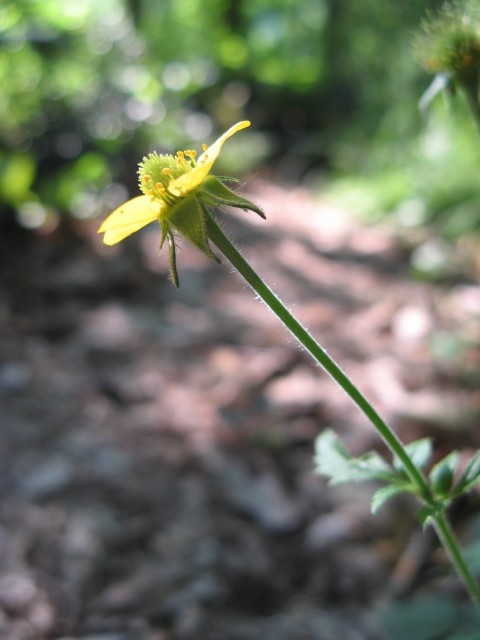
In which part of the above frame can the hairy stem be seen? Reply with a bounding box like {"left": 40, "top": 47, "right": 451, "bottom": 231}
{"left": 206, "top": 212, "right": 480, "bottom": 607}
{"left": 206, "top": 215, "right": 430, "bottom": 495}
{"left": 433, "top": 511, "right": 480, "bottom": 605}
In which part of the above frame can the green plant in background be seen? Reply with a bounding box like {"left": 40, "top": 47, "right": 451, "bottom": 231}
{"left": 98, "top": 120, "right": 480, "bottom": 608}
{"left": 412, "top": 2, "right": 480, "bottom": 256}
{"left": 416, "top": 0, "right": 480, "bottom": 130}
{"left": 325, "top": 1, "right": 480, "bottom": 255}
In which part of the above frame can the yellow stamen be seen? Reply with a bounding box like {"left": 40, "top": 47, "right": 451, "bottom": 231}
{"left": 146, "top": 189, "right": 154, "bottom": 196}
{"left": 155, "top": 182, "right": 166, "bottom": 193}
{"left": 202, "top": 144, "right": 208, "bottom": 152}
{"left": 143, "top": 175, "right": 152, "bottom": 182}
{"left": 162, "top": 168, "right": 172, "bottom": 175}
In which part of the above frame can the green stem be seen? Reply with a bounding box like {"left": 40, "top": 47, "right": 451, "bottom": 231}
{"left": 206, "top": 213, "right": 480, "bottom": 607}
{"left": 433, "top": 511, "right": 480, "bottom": 605}
{"left": 206, "top": 215, "right": 431, "bottom": 497}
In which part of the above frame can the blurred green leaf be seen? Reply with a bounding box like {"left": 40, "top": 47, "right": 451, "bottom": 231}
{"left": 314, "top": 429, "right": 395, "bottom": 486}
{"left": 0, "top": 152, "right": 36, "bottom": 205}
{"left": 371, "top": 483, "right": 406, "bottom": 514}
{"left": 429, "top": 451, "right": 460, "bottom": 497}
{"left": 381, "top": 595, "right": 480, "bottom": 640}
{"left": 457, "top": 451, "right": 480, "bottom": 494}
{"left": 73, "top": 153, "right": 109, "bottom": 182}
{"left": 462, "top": 538, "right": 480, "bottom": 576}
{"left": 393, "top": 438, "right": 433, "bottom": 474}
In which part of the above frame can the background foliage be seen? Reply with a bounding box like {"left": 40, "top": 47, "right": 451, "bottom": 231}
{"left": 1, "top": 0, "right": 478, "bottom": 245}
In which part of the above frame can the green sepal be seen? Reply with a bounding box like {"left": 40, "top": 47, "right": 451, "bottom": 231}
{"left": 168, "top": 193, "right": 219, "bottom": 263}
{"left": 214, "top": 176, "right": 240, "bottom": 184}
{"left": 198, "top": 175, "right": 266, "bottom": 219}
{"left": 158, "top": 219, "right": 179, "bottom": 287}
{"left": 167, "top": 231, "right": 179, "bottom": 288}
{"left": 159, "top": 219, "right": 169, "bottom": 249}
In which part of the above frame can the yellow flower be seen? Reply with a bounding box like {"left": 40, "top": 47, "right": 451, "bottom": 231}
{"left": 98, "top": 120, "right": 264, "bottom": 287}
{"left": 98, "top": 121, "right": 250, "bottom": 246}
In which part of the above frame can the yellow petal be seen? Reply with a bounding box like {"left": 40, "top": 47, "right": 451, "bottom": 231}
{"left": 168, "top": 121, "right": 250, "bottom": 197}
{"left": 98, "top": 195, "right": 165, "bottom": 245}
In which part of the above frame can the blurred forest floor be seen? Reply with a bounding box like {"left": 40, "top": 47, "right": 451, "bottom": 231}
{"left": 1, "top": 176, "right": 480, "bottom": 640}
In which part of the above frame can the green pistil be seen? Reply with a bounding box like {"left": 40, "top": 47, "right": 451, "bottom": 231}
{"left": 138, "top": 151, "right": 194, "bottom": 202}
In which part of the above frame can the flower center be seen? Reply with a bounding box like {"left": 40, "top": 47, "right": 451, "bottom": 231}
{"left": 138, "top": 149, "right": 198, "bottom": 204}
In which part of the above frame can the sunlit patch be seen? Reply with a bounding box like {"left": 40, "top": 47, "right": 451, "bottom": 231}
{"left": 162, "top": 61, "right": 191, "bottom": 91}
{"left": 17, "top": 202, "right": 48, "bottom": 229}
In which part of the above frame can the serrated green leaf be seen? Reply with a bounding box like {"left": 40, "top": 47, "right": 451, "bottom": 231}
{"left": 429, "top": 451, "right": 460, "bottom": 497}
{"left": 313, "top": 429, "right": 349, "bottom": 475}
{"left": 314, "top": 429, "right": 394, "bottom": 485}
{"left": 371, "top": 484, "right": 407, "bottom": 514}
{"left": 457, "top": 451, "right": 480, "bottom": 493}
{"left": 394, "top": 438, "right": 433, "bottom": 474}
{"left": 462, "top": 451, "right": 480, "bottom": 484}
